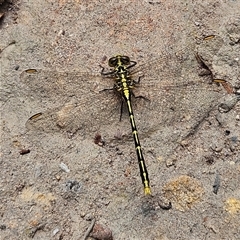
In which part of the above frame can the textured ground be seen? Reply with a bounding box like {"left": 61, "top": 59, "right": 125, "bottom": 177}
{"left": 0, "top": 0, "right": 240, "bottom": 239}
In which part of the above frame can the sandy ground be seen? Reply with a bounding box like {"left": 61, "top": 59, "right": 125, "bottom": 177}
{"left": 0, "top": 0, "right": 240, "bottom": 239}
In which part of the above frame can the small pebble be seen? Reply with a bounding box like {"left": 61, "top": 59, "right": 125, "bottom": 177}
{"left": 80, "top": 212, "right": 86, "bottom": 218}
{"left": 60, "top": 162, "right": 70, "bottom": 173}
{"left": 52, "top": 228, "right": 59, "bottom": 236}
{"left": 85, "top": 213, "right": 94, "bottom": 221}
{"left": 89, "top": 223, "right": 113, "bottom": 240}
{"left": 14, "top": 65, "right": 20, "bottom": 70}
{"left": 55, "top": 175, "right": 61, "bottom": 181}
{"left": 194, "top": 21, "right": 201, "bottom": 26}
{"left": 19, "top": 149, "right": 30, "bottom": 155}
{"left": 166, "top": 157, "right": 176, "bottom": 167}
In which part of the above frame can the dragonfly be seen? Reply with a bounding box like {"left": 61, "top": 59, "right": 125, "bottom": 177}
{"left": 20, "top": 52, "right": 237, "bottom": 194}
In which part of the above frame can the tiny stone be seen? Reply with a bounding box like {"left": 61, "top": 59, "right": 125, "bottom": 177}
{"left": 180, "top": 139, "right": 189, "bottom": 147}
{"left": 80, "top": 212, "right": 86, "bottom": 218}
{"left": 52, "top": 228, "right": 59, "bottom": 236}
{"left": 55, "top": 175, "right": 61, "bottom": 181}
{"left": 85, "top": 213, "right": 94, "bottom": 221}
{"left": 194, "top": 21, "right": 201, "bottom": 26}
{"left": 90, "top": 223, "right": 113, "bottom": 240}
{"left": 14, "top": 65, "right": 20, "bottom": 70}
{"left": 60, "top": 162, "right": 70, "bottom": 173}
{"left": 166, "top": 158, "right": 175, "bottom": 167}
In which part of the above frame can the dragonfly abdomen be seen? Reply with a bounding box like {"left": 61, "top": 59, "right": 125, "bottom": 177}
{"left": 125, "top": 98, "right": 151, "bottom": 195}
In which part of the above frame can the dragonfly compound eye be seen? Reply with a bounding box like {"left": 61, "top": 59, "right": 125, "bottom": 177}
{"left": 108, "top": 57, "right": 118, "bottom": 67}
{"left": 120, "top": 56, "right": 130, "bottom": 65}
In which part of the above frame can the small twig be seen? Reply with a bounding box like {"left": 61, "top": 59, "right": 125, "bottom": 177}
{"left": 83, "top": 218, "right": 96, "bottom": 240}
{"left": 0, "top": 40, "right": 16, "bottom": 54}
{"left": 28, "top": 222, "right": 46, "bottom": 238}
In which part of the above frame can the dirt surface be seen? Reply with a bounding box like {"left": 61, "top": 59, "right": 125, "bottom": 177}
{"left": 0, "top": 1, "right": 240, "bottom": 239}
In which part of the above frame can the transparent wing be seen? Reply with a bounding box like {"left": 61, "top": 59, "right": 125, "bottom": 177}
{"left": 20, "top": 53, "right": 232, "bottom": 142}
{"left": 21, "top": 69, "right": 123, "bottom": 137}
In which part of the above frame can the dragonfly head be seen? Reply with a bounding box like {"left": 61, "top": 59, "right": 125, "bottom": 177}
{"left": 108, "top": 55, "right": 131, "bottom": 68}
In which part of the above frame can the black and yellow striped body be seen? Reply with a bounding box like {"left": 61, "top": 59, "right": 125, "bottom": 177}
{"left": 101, "top": 55, "right": 151, "bottom": 195}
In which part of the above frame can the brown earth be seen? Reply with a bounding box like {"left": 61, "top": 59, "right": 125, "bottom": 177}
{"left": 0, "top": 1, "right": 239, "bottom": 239}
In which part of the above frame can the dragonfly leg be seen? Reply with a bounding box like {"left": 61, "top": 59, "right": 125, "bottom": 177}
{"left": 126, "top": 60, "right": 137, "bottom": 69}
{"left": 99, "top": 64, "right": 115, "bottom": 76}
{"left": 132, "top": 91, "right": 150, "bottom": 102}
{"left": 133, "top": 75, "right": 144, "bottom": 84}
